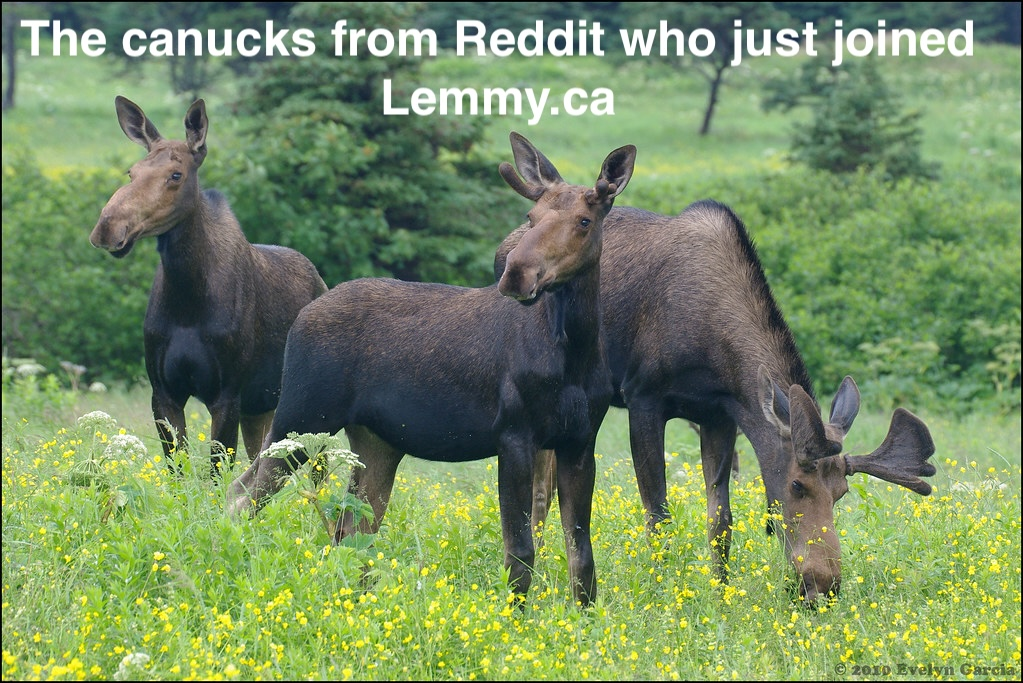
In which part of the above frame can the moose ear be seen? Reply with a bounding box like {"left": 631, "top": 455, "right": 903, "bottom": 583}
{"left": 789, "top": 384, "right": 842, "bottom": 469}
{"left": 829, "top": 376, "right": 860, "bottom": 436}
{"left": 845, "top": 408, "right": 937, "bottom": 495}
{"left": 500, "top": 132, "right": 564, "bottom": 200}
{"left": 757, "top": 365, "right": 790, "bottom": 433}
{"left": 115, "top": 95, "right": 163, "bottom": 151}
{"left": 595, "top": 144, "right": 637, "bottom": 200}
{"left": 183, "top": 99, "right": 209, "bottom": 165}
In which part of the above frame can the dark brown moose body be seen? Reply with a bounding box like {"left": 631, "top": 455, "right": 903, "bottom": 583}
{"left": 499, "top": 200, "right": 937, "bottom": 605}
{"left": 90, "top": 97, "right": 328, "bottom": 474}
{"left": 227, "top": 133, "right": 637, "bottom": 607}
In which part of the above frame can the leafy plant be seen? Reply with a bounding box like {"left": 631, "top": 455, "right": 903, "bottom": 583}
{"left": 261, "top": 430, "right": 367, "bottom": 541}
{"left": 762, "top": 56, "right": 941, "bottom": 181}
{"left": 1, "top": 150, "right": 153, "bottom": 384}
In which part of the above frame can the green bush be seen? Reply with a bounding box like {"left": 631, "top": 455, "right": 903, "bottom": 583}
{"left": 2, "top": 149, "right": 154, "bottom": 385}
{"left": 762, "top": 57, "right": 941, "bottom": 182}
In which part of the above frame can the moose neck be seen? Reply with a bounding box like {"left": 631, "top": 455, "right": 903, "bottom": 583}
{"left": 543, "top": 260, "right": 603, "bottom": 364}
{"left": 155, "top": 194, "right": 223, "bottom": 298}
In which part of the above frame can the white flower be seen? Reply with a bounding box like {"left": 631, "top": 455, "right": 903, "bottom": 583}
{"left": 105, "top": 433, "right": 148, "bottom": 459}
{"left": 77, "top": 411, "right": 117, "bottom": 432}
{"left": 114, "top": 651, "right": 150, "bottom": 680}
{"left": 263, "top": 438, "right": 305, "bottom": 459}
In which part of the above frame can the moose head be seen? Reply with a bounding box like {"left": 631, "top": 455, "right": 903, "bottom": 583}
{"left": 90, "top": 96, "right": 209, "bottom": 258}
{"left": 757, "top": 365, "right": 936, "bottom": 604}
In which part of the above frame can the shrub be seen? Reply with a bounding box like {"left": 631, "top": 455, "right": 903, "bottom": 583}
{"left": 762, "top": 57, "right": 941, "bottom": 182}
{"left": 2, "top": 149, "right": 154, "bottom": 385}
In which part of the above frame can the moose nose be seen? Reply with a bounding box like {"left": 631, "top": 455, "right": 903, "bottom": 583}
{"left": 498, "top": 263, "right": 542, "bottom": 301}
{"left": 795, "top": 563, "right": 841, "bottom": 606}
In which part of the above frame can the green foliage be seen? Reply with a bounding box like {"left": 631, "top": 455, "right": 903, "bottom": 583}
{"left": 1, "top": 355, "right": 78, "bottom": 424}
{"left": 47, "top": 2, "right": 298, "bottom": 99}
{"left": 206, "top": 2, "right": 525, "bottom": 288}
{"left": 762, "top": 57, "right": 941, "bottom": 181}
{"left": 1, "top": 149, "right": 153, "bottom": 385}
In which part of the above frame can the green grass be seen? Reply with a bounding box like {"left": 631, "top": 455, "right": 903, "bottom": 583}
{"left": 2, "top": 380, "right": 1020, "bottom": 680}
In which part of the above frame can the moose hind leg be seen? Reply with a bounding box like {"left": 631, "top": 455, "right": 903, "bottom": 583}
{"left": 531, "top": 448, "right": 557, "bottom": 544}
{"left": 335, "top": 426, "right": 404, "bottom": 543}
{"left": 207, "top": 396, "right": 243, "bottom": 477}
{"left": 240, "top": 410, "right": 275, "bottom": 461}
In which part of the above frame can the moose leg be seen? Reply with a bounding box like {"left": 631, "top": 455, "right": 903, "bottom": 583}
{"left": 207, "top": 396, "right": 242, "bottom": 477}
{"left": 226, "top": 443, "right": 310, "bottom": 518}
{"left": 628, "top": 407, "right": 671, "bottom": 532}
{"left": 531, "top": 448, "right": 557, "bottom": 541}
{"left": 152, "top": 390, "right": 187, "bottom": 472}
{"left": 699, "top": 420, "right": 738, "bottom": 583}
{"left": 556, "top": 444, "right": 597, "bottom": 606}
{"left": 240, "top": 410, "right": 275, "bottom": 461}
{"left": 498, "top": 439, "right": 539, "bottom": 601}
{"left": 334, "top": 426, "right": 404, "bottom": 542}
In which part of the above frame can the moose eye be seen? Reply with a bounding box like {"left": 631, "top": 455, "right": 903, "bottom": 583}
{"left": 579, "top": 218, "right": 592, "bottom": 229}
{"left": 169, "top": 172, "right": 183, "bottom": 182}
{"left": 791, "top": 480, "right": 806, "bottom": 497}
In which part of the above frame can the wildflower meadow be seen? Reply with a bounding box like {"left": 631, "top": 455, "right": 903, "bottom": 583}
{"left": 2, "top": 382, "right": 1019, "bottom": 680}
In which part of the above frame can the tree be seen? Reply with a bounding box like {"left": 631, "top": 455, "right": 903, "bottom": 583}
{"left": 208, "top": 2, "right": 524, "bottom": 288}
{"left": 47, "top": 2, "right": 297, "bottom": 101}
{"left": 761, "top": 56, "right": 940, "bottom": 181}
{"left": 620, "top": 2, "right": 792, "bottom": 136}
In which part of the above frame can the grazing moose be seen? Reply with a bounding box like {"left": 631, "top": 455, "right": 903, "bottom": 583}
{"left": 498, "top": 199, "right": 936, "bottom": 605}
{"left": 228, "top": 133, "right": 637, "bottom": 607}
{"left": 90, "top": 96, "right": 328, "bottom": 475}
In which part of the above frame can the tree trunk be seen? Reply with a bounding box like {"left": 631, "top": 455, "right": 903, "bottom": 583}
{"left": 699, "top": 64, "right": 727, "bottom": 137}
{"left": 2, "top": 6, "right": 16, "bottom": 112}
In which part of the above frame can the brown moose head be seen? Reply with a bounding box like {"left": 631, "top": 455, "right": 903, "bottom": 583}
{"left": 90, "top": 96, "right": 209, "bottom": 258}
{"left": 497, "top": 132, "right": 635, "bottom": 302}
{"left": 757, "top": 365, "right": 936, "bottom": 605}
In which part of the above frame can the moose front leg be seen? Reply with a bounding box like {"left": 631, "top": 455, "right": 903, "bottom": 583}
{"left": 152, "top": 389, "right": 187, "bottom": 473}
{"left": 700, "top": 420, "right": 738, "bottom": 583}
{"left": 498, "top": 439, "right": 538, "bottom": 602}
{"left": 556, "top": 443, "right": 597, "bottom": 606}
{"left": 207, "top": 395, "right": 243, "bottom": 477}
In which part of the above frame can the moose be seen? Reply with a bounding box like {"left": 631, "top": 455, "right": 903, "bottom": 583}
{"left": 497, "top": 199, "right": 936, "bottom": 605}
{"left": 90, "top": 96, "right": 328, "bottom": 475}
{"left": 228, "top": 133, "right": 637, "bottom": 607}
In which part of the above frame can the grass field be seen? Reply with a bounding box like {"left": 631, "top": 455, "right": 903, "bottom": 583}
{"left": 2, "top": 30, "right": 1021, "bottom": 682}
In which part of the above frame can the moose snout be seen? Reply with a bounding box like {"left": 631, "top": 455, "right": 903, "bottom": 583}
{"left": 498, "top": 261, "right": 544, "bottom": 301}
{"left": 796, "top": 564, "right": 841, "bottom": 606}
{"left": 90, "top": 214, "right": 134, "bottom": 258}
{"left": 791, "top": 545, "right": 841, "bottom": 606}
